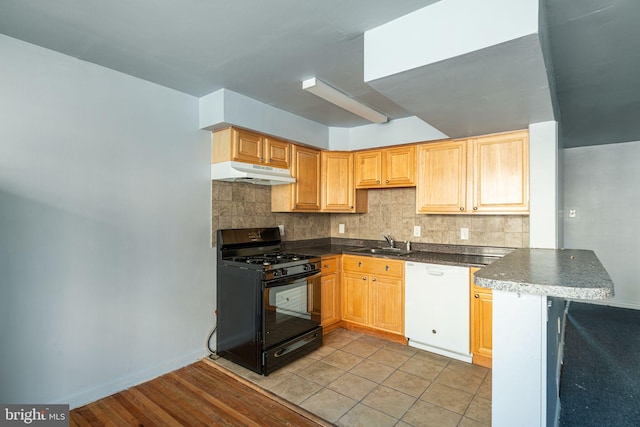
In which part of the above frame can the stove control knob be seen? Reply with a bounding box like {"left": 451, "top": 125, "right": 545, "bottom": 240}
{"left": 303, "top": 264, "right": 311, "bottom": 271}
{"left": 281, "top": 268, "right": 287, "bottom": 276}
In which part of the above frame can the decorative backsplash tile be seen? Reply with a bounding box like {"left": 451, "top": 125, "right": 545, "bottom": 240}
{"left": 212, "top": 182, "right": 529, "bottom": 248}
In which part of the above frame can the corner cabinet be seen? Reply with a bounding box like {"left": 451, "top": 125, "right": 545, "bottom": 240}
{"left": 416, "top": 130, "right": 529, "bottom": 214}
{"left": 341, "top": 255, "right": 405, "bottom": 341}
{"left": 212, "top": 127, "right": 290, "bottom": 169}
{"left": 271, "top": 144, "right": 321, "bottom": 212}
{"left": 470, "top": 267, "right": 493, "bottom": 368}
{"left": 355, "top": 146, "right": 415, "bottom": 188}
{"left": 321, "top": 151, "right": 368, "bottom": 213}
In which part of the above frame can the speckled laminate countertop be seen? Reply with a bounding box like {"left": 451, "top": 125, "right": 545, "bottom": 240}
{"left": 474, "top": 248, "right": 614, "bottom": 299}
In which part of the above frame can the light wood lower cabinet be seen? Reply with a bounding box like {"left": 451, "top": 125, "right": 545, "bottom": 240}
{"left": 470, "top": 267, "right": 493, "bottom": 368}
{"left": 320, "top": 256, "right": 341, "bottom": 334}
{"left": 341, "top": 255, "right": 404, "bottom": 340}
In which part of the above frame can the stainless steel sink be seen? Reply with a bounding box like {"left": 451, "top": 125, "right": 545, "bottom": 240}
{"left": 348, "top": 247, "right": 414, "bottom": 256}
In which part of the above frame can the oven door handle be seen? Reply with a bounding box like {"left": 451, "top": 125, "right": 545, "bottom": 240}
{"left": 273, "top": 333, "right": 319, "bottom": 358}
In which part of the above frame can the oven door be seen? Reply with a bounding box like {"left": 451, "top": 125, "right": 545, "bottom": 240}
{"left": 263, "top": 272, "right": 321, "bottom": 350}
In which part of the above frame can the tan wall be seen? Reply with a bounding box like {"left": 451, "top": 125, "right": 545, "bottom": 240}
{"left": 212, "top": 183, "right": 529, "bottom": 248}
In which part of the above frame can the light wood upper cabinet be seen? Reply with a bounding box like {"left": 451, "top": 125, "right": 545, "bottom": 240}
{"left": 321, "top": 151, "right": 368, "bottom": 213}
{"left": 416, "top": 130, "right": 529, "bottom": 214}
{"left": 271, "top": 144, "right": 320, "bottom": 212}
{"left": 470, "top": 131, "right": 529, "bottom": 213}
{"left": 212, "top": 127, "right": 290, "bottom": 169}
{"left": 470, "top": 267, "right": 492, "bottom": 368}
{"left": 416, "top": 140, "right": 467, "bottom": 213}
{"left": 263, "top": 137, "right": 291, "bottom": 169}
{"left": 355, "top": 146, "right": 415, "bottom": 188}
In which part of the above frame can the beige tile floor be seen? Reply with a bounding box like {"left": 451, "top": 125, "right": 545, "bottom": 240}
{"left": 213, "top": 328, "right": 491, "bottom": 427}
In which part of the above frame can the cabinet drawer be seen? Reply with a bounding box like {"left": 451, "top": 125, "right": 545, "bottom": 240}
{"left": 342, "top": 255, "right": 404, "bottom": 278}
{"left": 321, "top": 257, "right": 338, "bottom": 275}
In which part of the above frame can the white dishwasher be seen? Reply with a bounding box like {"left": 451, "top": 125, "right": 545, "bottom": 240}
{"left": 405, "top": 261, "right": 472, "bottom": 362}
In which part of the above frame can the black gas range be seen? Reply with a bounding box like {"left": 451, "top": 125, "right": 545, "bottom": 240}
{"left": 215, "top": 227, "right": 323, "bottom": 375}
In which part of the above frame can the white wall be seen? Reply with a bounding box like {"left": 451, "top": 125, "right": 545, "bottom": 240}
{"left": 564, "top": 140, "right": 640, "bottom": 309}
{"left": 529, "top": 121, "right": 560, "bottom": 249}
{"left": 364, "top": 0, "right": 539, "bottom": 82}
{"left": 0, "top": 35, "right": 215, "bottom": 407}
{"left": 199, "top": 89, "right": 329, "bottom": 148}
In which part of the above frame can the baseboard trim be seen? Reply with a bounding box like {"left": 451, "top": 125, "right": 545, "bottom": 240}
{"left": 55, "top": 349, "right": 206, "bottom": 409}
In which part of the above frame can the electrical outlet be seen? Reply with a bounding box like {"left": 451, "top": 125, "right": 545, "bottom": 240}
{"left": 278, "top": 225, "right": 285, "bottom": 236}
{"left": 413, "top": 226, "right": 421, "bottom": 237}
{"left": 460, "top": 228, "right": 469, "bottom": 240}
{"left": 569, "top": 209, "right": 577, "bottom": 218}
{"left": 339, "top": 223, "right": 345, "bottom": 234}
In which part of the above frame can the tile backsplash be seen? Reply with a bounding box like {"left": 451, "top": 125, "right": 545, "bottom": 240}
{"left": 212, "top": 182, "right": 529, "bottom": 248}
{"left": 211, "top": 181, "right": 330, "bottom": 245}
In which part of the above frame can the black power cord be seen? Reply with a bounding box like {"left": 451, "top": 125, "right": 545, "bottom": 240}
{"left": 206, "top": 310, "right": 219, "bottom": 360}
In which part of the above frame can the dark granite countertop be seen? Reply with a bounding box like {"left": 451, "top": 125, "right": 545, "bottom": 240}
{"left": 474, "top": 248, "right": 615, "bottom": 299}
{"left": 284, "top": 240, "right": 511, "bottom": 268}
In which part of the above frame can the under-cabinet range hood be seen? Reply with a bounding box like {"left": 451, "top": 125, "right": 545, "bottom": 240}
{"left": 211, "top": 161, "right": 295, "bottom": 185}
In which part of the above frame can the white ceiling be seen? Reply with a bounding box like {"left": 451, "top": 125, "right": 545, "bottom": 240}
{"left": 1, "top": 0, "right": 638, "bottom": 148}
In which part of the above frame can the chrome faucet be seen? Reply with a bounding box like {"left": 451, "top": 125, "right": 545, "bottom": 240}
{"left": 383, "top": 235, "right": 394, "bottom": 248}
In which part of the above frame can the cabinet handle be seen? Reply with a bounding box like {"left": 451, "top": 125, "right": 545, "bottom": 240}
{"left": 350, "top": 206, "right": 353, "bottom": 209}
{"left": 323, "top": 264, "right": 329, "bottom": 268}
{"left": 376, "top": 180, "right": 380, "bottom": 184}
{"left": 385, "top": 179, "right": 389, "bottom": 184}
{"left": 259, "top": 157, "right": 264, "bottom": 163}
{"left": 362, "top": 276, "right": 367, "bottom": 280}
{"left": 459, "top": 207, "right": 465, "bottom": 211}
{"left": 474, "top": 294, "right": 479, "bottom": 299}
{"left": 371, "top": 277, "right": 376, "bottom": 282}
{"left": 358, "top": 262, "right": 362, "bottom": 267}
{"left": 432, "top": 329, "right": 437, "bottom": 334}
{"left": 385, "top": 265, "right": 389, "bottom": 271}
{"left": 473, "top": 206, "right": 478, "bottom": 210}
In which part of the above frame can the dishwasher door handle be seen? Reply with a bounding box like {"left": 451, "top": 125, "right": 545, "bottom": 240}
{"left": 427, "top": 271, "right": 445, "bottom": 276}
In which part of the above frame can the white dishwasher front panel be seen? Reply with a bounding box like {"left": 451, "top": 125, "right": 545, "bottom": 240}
{"left": 405, "top": 262, "right": 471, "bottom": 362}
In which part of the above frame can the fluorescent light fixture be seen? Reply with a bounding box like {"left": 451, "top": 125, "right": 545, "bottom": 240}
{"left": 302, "top": 77, "right": 388, "bottom": 123}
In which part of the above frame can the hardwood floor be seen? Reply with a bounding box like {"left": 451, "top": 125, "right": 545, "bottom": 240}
{"left": 70, "top": 361, "right": 328, "bottom": 427}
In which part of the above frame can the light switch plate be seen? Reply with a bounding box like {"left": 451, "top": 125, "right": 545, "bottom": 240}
{"left": 413, "top": 226, "right": 421, "bottom": 237}
{"left": 278, "top": 225, "right": 285, "bottom": 236}
{"left": 339, "top": 223, "right": 345, "bottom": 234}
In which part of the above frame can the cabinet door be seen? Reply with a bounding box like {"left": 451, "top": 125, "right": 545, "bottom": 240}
{"left": 416, "top": 140, "right": 467, "bottom": 213}
{"left": 321, "top": 272, "right": 339, "bottom": 326}
{"left": 369, "top": 276, "right": 404, "bottom": 334}
{"left": 471, "top": 290, "right": 493, "bottom": 357}
{"left": 383, "top": 146, "right": 415, "bottom": 187}
{"left": 233, "top": 129, "right": 264, "bottom": 164}
{"left": 355, "top": 150, "right": 383, "bottom": 188}
{"left": 292, "top": 145, "right": 321, "bottom": 211}
{"left": 470, "top": 267, "right": 492, "bottom": 367}
{"left": 470, "top": 131, "right": 529, "bottom": 213}
{"left": 342, "top": 272, "right": 368, "bottom": 325}
{"left": 264, "top": 137, "right": 290, "bottom": 169}
{"left": 321, "top": 151, "right": 355, "bottom": 212}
